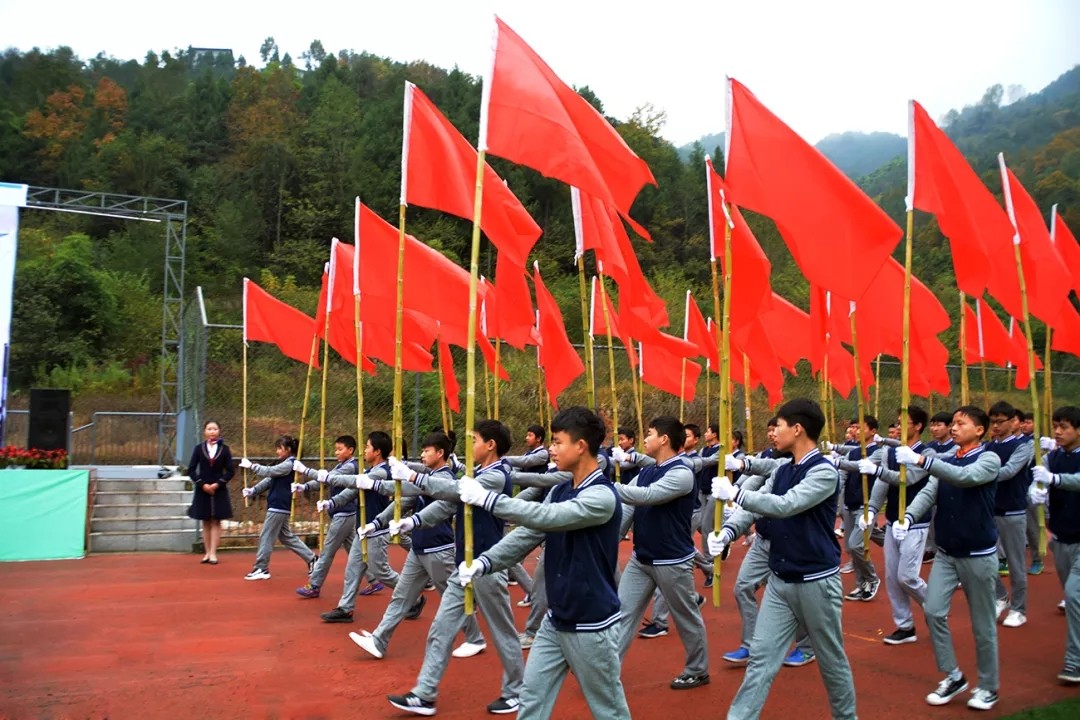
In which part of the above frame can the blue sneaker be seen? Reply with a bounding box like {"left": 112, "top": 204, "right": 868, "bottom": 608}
{"left": 722, "top": 646, "right": 751, "bottom": 664}
{"left": 783, "top": 648, "right": 816, "bottom": 667}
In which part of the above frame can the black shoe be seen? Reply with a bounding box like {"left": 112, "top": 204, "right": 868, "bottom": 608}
{"left": 670, "top": 672, "right": 710, "bottom": 690}
{"left": 638, "top": 622, "right": 668, "bottom": 639}
{"left": 405, "top": 595, "right": 427, "bottom": 620}
{"left": 926, "top": 675, "right": 968, "bottom": 705}
{"left": 695, "top": 593, "right": 705, "bottom": 607}
{"left": 883, "top": 627, "right": 917, "bottom": 645}
{"left": 703, "top": 573, "right": 713, "bottom": 588}
{"left": 486, "top": 696, "right": 520, "bottom": 714}
{"left": 308, "top": 555, "right": 318, "bottom": 574}
{"left": 423, "top": 580, "right": 436, "bottom": 592}
{"left": 388, "top": 692, "right": 436, "bottom": 716}
{"left": 923, "top": 549, "right": 936, "bottom": 564}
{"left": 321, "top": 607, "right": 354, "bottom": 623}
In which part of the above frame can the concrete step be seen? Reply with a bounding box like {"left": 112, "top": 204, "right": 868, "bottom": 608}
{"left": 93, "top": 502, "right": 192, "bottom": 519}
{"left": 91, "top": 516, "right": 197, "bottom": 533}
{"left": 89, "top": 530, "right": 196, "bottom": 553}
{"left": 75, "top": 465, "right": 181, "bottom": 480}
{"left": 93, "top": 490, "right": 191, "bottom": 506}
{"left": 95, "top": 478, "right": 191, "bottom": 493}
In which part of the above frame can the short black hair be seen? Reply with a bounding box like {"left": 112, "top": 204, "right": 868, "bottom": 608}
{"left": 475, "top": 419, "right": 512, "bottom": 456}
{"left": 430, "top": 426, "right": 458, "bottom": 454}
{"left": 617, "top": 426, "right": 636, "bottom": 440}
{"left": 707, "top": 422, "right": 719, "bottom": 436}
{"left": 368, "top": 431, "right": 392, "bottom": 459}
{"left": 766, "top": 416, "right": 778, "bottom": 428}
{"left": 551, "top": 406, "right": 605, "bottom": 456}
{"left": 1013, "top": 408, "right": 1025, "bottom": 422}
{"left": 1052, "top": 406, "right": 1080, "bottom": 429}
{"left": 526, "top": 424, "right": 546, "bottom": 442}
{"left": 854, "top": 414, "right": 879, "bottom": 432}
{"left": 203, "top": 419, "right": 220, "bottom": 430}
{"left": 775, "top": 399, "right": 825, "bottom": 442}
{"left": 930, "top": 411, "right": 953, "bottom": 425}
{"left": 275, "top": 434, "right": 299, "bottom": 455}
{"left": 731, "top": 429, "right": 744, "bottom": 449}
{"left": 988, "top": 400, "right": 1016, "bottom": 419}
{"left": 421, "top": 432, "right": 452, "bottom": 460}
{"left": 1023, "top": 411, "right": 1035, "bottom": 422}
{"left": 906, "top": 405, "right": 928, "bottom": 433}
{"left": 954, "top": 405, "right": 990, "bottom": 437}
{"left": 334, "top": 435, "right": 357, "bottom": 451}
{"left": 649, "top": 416, "right": 685, "bottom": 449}
{"left": 684, "top": 423, "right": 702, "bottom": 439}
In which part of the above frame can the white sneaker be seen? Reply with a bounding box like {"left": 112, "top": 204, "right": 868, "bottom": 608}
{"left": 994, "top": 599, "right": 1007, "bottom": 619}
{"left": 349, "top": 630, "right": 384, "bottom": 659}
{"left": 1060, "top": 599, "right": 1067, "bottom": 613}
{"left": 516, "top": 595, "right": 533, "bottom": 608}
{"left": 244, "top": 568, "right": 271, "bottom": 581}
{"left": 1002, "top": 610, "right": 1027, "bottom": 628}
{"left": 451, "top": 641, "right": 487, "bottom": 658}
{"left": 966, "top": 687, "right": 998, "bottom": 710}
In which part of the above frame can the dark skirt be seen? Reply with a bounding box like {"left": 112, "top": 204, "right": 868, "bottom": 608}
{"left": 188, "top": 485, "right": 234, "bottom": 520}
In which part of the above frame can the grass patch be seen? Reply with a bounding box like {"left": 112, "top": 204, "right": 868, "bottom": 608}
{"left": 1003, "top": 696, "right": 1080, "bottom": 719}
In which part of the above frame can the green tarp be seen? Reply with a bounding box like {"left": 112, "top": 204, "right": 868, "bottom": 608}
{"left": 0, "top": 469, "right": 88, "bottom": 561}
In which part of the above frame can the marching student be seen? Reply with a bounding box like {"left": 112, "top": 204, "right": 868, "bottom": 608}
{"left": 240, "top": 435, "right": 317, "bottom": 581}
{"left": 614, "top": 415, "right": 710, "bottom": 690}
{"left": 1020, "top": 411, "right": 1035, "bottom": 439}
{"left": 709, "top": 398, "right": 855, "bottom": 720}
{"left": 615, "top": 427, "right": 639, "bottom": 484}
{"left": 697, "top": 423, "right": 731, "bottom": 586}
{"left": 291, "top": 434, "right": 359, "bottom": 598}
{"left": 927, "top": 412, "right": 956, "bottom": 454}
{"left": 1028, "top": 405, "right": 1080, "bottom": 684}
{"left": 501, "top": 425, "right": 548, "bottom": 606}
{"left": 895, "top": 405, "right": 1002, "bottom": 711}
{"left": 384, "top": 419, "right": 523, "bottom": 716}
{"left": 987, "top": 401, "right": 1033, "bottom": 628}
{"left": 859, "top": 406, "right": 933, "bottom": 646}
{"left": 348, "top": 431, "right": 485, "bottom": 661}
{"left": 455, "top": 406, "right": 629, "bottom": 719}
{"left": 836, "top": 415, "right": 881, "bottom": 603}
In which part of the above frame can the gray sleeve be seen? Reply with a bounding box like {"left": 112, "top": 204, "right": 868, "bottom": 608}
{"left": 301, "top": 479, "right": 320, "bottom": 493}
{"left": 488, "top": 484, "right": 617, "bottom": 532}
{"left": 372, "top": 494, "right": 417, "bottom": 526}
{"left": 514, "top": 486, "right": 547, "bottom": 503}
{"left": 505, "top": 450, "right": 548, "bottom": 471}
{"left": 250, "top": 459, "right": 293, "bottom": 478}
{"left": 479, "top": 526, "right": 546, "bottom": 573}
{"left": 869, "top": 478, "right": 889, "bottom": 511}
{"left": 738, "top": 463, "right": 839, "bottom": 519}
{"left": 1057, "top": 472, "right": 1080, "bottom": 491}
{"left": 513, "top": 470, "right": 570, "bottom": 488}
{"left": 616, "top": 465, "right": 694, "bottom": 506}
{"left": 331, "top": 487, "right": 359, "bottom": 509}
{"left": 997, "top": 441, "right": 1033, "bottom": 481}
{"left": 876, "top": 448, "right": 932, "bottom": 486}
{"left": 735, "top": 473, "right": 768, "bottom": 492}
{"left": 250, "top": 476, "right": 272, "bottom": 495}
{"left": 626, "top": 452, "right": 656, "bottom": 469}
{"left": 618, "top": 502, "right": 636, "bottom": 536}
{"left": 924, "top": 452, "right": 1001, "bottom": 487}
{"left": 415, "top": 498, "right": 459, "bottom": 527}
{"left": 904, "top": 477, "right": 940, "bottom": 521}
{"left": 744, "top": 456, "right": 785, "bottom": 477}
{"left": 722, "top": 474, "right": 776, "bottom": 538}
{"left": 413, "top": 474, "right": 461, "bottom": 501}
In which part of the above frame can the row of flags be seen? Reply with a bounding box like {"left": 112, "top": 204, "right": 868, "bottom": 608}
{"left": 240, "top": 15, "right": 1080, "bottom": 415}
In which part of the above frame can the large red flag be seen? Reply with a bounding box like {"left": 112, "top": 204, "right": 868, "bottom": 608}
{"left": 758, "top": 293, "right": 812, "bottom": 372}
{"left": 243, "top": 278, "right": 320, "bottom": 368}
{"left": 590, "top": 276, "right": 639, "bottom": 369}
{"left": 1052, "top": 206, "right": 1080, "bottom": 293}
{"left": 437, "top": 333, "right": 460, "bottom": 413}
{"left": 402, "top": 82, "right": 540, "bottom": 269}
{"left": 1007, "top": 315, "right": 1043, "bottom": 390}
{"left": 725, "top": 78, "right": 901, "bottom": 302}
{"left": 621, "top": 304, "right": 698, "bottom": 359}
{"left": 639, "top": 339, "right": 702, "bottom": 403}
{"left": 963, "top": 299, "right": 1019, "bottom": 368}
{"left": 1051, "top": 304, "right": 1080, "bottom": 358}
{"left": 491, "top": 254, "right": 537, "bottom": 349}
{"left": 313, "top": 269, "right": 376, "bottom": 374}
{"left": 532, "top": 263, "right": 584, "bottom": 407}
{"left": 482, "top": 17, "right": 655, "bottom": 217}
{"left": 684, "top": 291, "right": 717, "bottom": 367}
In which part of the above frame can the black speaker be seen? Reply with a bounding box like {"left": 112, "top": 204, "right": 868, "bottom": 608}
{"left": 28, "top": 388, "right": 70, "bottom": 452}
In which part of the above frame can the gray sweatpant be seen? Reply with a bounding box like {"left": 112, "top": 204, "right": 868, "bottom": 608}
{"left": 883, "top": 524, "right": 928, "bottom": 631}
{"left": 1026, "top": 502, "right": 1043, "bottom": 563}
{"left": 524, "top": 554, "right": 547, "bottom": 637}
{"left": 618, "top": 556, "right": 708, "bottom": 676}
{"left": 734, "top": 537, "right": 811, "bottom": 652}
{"left": 309, "top": 513, "right": 355, "bottom": 588}
{"left": 508, "top": 562, "right": 534, "bottom": 596}
{"left": 370, "top": 548, "right": 483, "bottom": 653}
{"left": 994, "top": 514, "right": 1028, "bottom": 614}
{"left": 255, "top": 510, "right": 315, "bottom": 571}
{"left": 840, "top": 507, "right": 877, "bottom": 587}
{"left": 338, "top": 533, "right": 398, "bottom": 612}
{"left": 1050, "top": 539, "right": 1080, "bottom": 669}
{"left": 924, "top": 552, "right": 999, "bottom": 692}
{"left": 519, "top": 617, "right": 629, "bottom": 720}
{"left": 412, "top": 569, "right": 524, "bottom": 702}
{"left": 727, "top": 574, "right": 856, "bottom": 720}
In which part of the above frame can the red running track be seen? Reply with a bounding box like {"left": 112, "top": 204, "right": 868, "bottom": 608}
{"left": 0, "top": 539, "right": 1075, "bottom": 719}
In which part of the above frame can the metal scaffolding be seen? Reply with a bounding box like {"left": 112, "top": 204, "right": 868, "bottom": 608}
{"left": 23, "top": 187, "right": 188, "bottom": 465}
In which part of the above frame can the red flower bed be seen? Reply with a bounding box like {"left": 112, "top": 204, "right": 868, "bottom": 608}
{"left": 0, "top": 446, "right": 69, "bottom": 469}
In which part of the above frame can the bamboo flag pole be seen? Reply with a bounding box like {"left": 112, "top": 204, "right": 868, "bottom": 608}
{"left": 873, "top": 354, "right": 882, "bottom": 420}
{"left": 705, "top": 354, "right": 711, "bottom": 429}
{"left": 312, "top": 258, "right": 334, "bottom": 547}
{"left": 1045, "top": 329, "right": 1054, "bottom": 432}
{"left": 577, "top": 255, "right": 596, "bottom": 411}
{"left": 597, "top": 272, "right": 622, "bottom": 483}
{"left": 850, "top": 304, "right": 872, "bottom": 560}
{"left": 494, "top": 338, "right": 501, "bottom": 420}
{"left": 973, "top": 298, "right": 990, "bottom": 410}
{"left": 242, "top": 328, "right": 250, "bottom": 509}
{"left": 387, "top": 204, "right": 409, "bottom": 544}
{"left": 898, "top": 205, "right": 915, "bottom": 519}
{"left": 999, "top": 152, "right": 1046, "bottom": 556}
{"left": 959, "top": 291, "right": 970, "bottom": 405}
{"left": 354, "top": 298, "right": 368, "bottom": 562}
{"left": 680, "top": 290, "right": 690, "bottom": 422}
{"left": 743, "top": 353, "right": 754, "bottom": 452}
{"left": 633, "top": 343, "right": 645, "bottom": 450}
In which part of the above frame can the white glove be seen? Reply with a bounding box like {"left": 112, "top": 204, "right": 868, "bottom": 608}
{"left": 827, "top": 452, "right": 841, "bottom": 467}
{"left": 722, "top": 503, "right": 736, "bottom": 523}
{"left": 712, "top": 476, "right": 736, "bottom": 502}
{"left": 823, "top": 441, "right": 840, "bottom": 453}
{"left": 293, "top": 459, "right": 308, "bottom": 474}
{"left": 894, "top": 445, "right": 922, "bottom": 466}
{"left": 1040, "top": 436, "right": 1056, "bottom": 452}
{"left": 354, "top": 474, "right": 375, "bottom": 490}
{"left": 707, "top": 529, "right": 733, "bottom": 558}
{"left": 1028, "top": 481, "right": 1049, "bottom": 506}
{"left": 873, "top": 434, "right": 884, "bottom": 444}
{"left": 611, "top": 446, "right": 629, "bottom": 463}
{"left": 315, "top": 468, "right": 329, "bottom": 484}
{"left": 1032, "top": 465, "right": 1055, "bottom": 487}
{"left": 388, "top": 457, "right": 414, "bottom": 482}
{"left": 856, "top": 508, "right": 876, "bottom": 532}
{"left": 290, "top": 482, "right": 306, "bottom": 494}
{"left": 389, "top": 516, "right": 418, "bottom": 536}
{"left": 892, "top": 516, "right": 910, "bottom": 541}
{"left": 241, "top": 487, "right": 254, "bottom": 498}
{"left": 239, "top": 457, "right": 252, "bottom": 469}
{"left": 459, "top": 476, "right": 491, "bottom": 506}
{"left": 857, "top": 458, "right": 879, "bottom": 476}
{"left": 316, "top": 499, "right": 332, "bottom": 513}
{"left": 357, "top": 522, "right": 377, "bottom": 539}
{"left": 724, "top": 454, "right": 744, "bottom": 473}
{"left": 457, "top": 559, "right": 483, "bottom": 587}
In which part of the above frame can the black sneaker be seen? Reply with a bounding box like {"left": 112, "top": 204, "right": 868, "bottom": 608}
{"left": 321, "top": 607, "right": 354, "bottom": 623}
{"left": 844, "top": 585, "right": 866, "bottom": 602}
{"left": 388, "top": 692, "right": 436, "bottom": 716}
{"left": 405, "top": 595, "right": 427, "bottom": 621}
{"left": 926, "top": 675, "right": 968, "bottom": 705}
{"left": 923, "top": 549, "right": 936, "bottom": 564}
{"left": 638, "top": 622, "right": 668, "bottom": 639}
{"left": 670, "top": 672, "right": 710, "bottom": 690}
{"left": 861, "top": 578, "right": 880, "bottom": 601}
{"left": 883, "top": 627, "right": 917, "bottom": 645}
{"left": 423, "top": 580, "right": 436, "bottom": 592}
{"left": 487, "top": 696, "right": 520, "bottom": 714}
{"left": 1058, "top": 666, "right": 1080, "bottom": 684}
{"left": 695, "top": 593, "right": 705, "bottom": 607}
{"left": 308, "top": 554, "right": 318, "bottom": 574}
{"left": 703, "top": 572, "right": 714, "bottom": 588}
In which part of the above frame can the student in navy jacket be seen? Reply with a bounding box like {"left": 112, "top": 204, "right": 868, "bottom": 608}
{"left": 987, "top": 401, "right": 1034, "bottom": 628}
{"left": 896, "top": 405, "right": 1002, "bottom": 711}
{"left": 187, "top": 420, "right": 234, "bottom": 564}
{"left": 710, "top": 399, "right": 855, "bottom": 720}
{"left": 456, "top": 406, "right": 628, "bottom": 720}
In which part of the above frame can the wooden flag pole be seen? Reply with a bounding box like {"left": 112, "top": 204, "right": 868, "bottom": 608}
{"left": 959, "top": 291, "right": 970, "bottom": 405}
{"left": 354, "top": 298, "right": 368, "bottom": 562}
{"left": 743, "top": 353, "right": 754, "bottom": 453}
{"left": 290, "top": 335, "right": 319, "bottom": 521}
{"left": 242, "top": 336, "right": 250, "bottom": 509}
{"left": 597, "top": 273, "right": 622, "bottom": 483}
{"left": 873, "top": 354, "right": 882, "bottom": 420}
{"left": 577, "top": 255, "right": 596, "bottom": 411}
{"left": 709, "top": 195, "right": 734, "bottom": 608}
{"left": 1044, "top": 330, "right": 1053, "bottom": 434}
{"left": 679, "top": 360, "right": 687, "bottom": 422}
{"left": 493, "top": 338, "right": 501, "bottom": 420}
{"left": 313, "top": 304, "right": 332, "bottom": 548}
{"left": 850, "top": 306, "right": 872, "bottom": 560}
{"left": 389, "top": 204, "right": 409, "bottom": 545}
{"left": 898, "top": 208, "right": 915, "bottom": 519}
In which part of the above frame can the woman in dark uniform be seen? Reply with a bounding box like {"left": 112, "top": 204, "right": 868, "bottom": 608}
{"left": 187, "top": 420, "right": 234, "bottom": 564}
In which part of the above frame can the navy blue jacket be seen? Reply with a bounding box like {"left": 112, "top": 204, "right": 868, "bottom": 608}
{"left": 762, "top": 451, "right": 841, "bottom": 583}
{"left": 630, "top": 457, "right": 696, "bottom": 565}
{"left": 1048, "top": 447, "right": 1080, "bottom": 544}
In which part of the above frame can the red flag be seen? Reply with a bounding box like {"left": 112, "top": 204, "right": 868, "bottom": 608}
{"left": 244, "top": 278, "right": 320, "bottom": 368}
{"left": 589, "top": 276, "right": 639, "bottom": 368}
{"left": 1051, "top": 304, "right": 1080, "bottom": 358}
{"left": 491, "top": 254, "right": 537, "bottom": 349}
{"left": 640, "top": 339, "right": 702, "bottom": 403}
{"left": 725, "top": 78, "right": 901, "bottom": 302}
{"left": 909, "top": 101, "right": 1021, "bottom": 316}
{"left": 403, "top": 82, "right": 540, "bottom": 268}
{"left": 621, "top": 304, "right": 698, "bottom": 359}
{"left": 1000, "top": 157, "right": 1072, "bottom": 327}
{"left": 684, "top": 291, "right": 717, "bottom": 367}
{"left": 1052, "top": 206, "right": 1080, "bottom": 293}
{"left": 759, "top": 293, "right": 812, "bottom": 373}
{"left": 532, "top": 263, "right": 584, "bottom": 407}
{"left": 437, "top": 333, "right": 460, "bottom": 413}
{"left": 725, "top": 319, "right": 786, "bottom": 408}
{"left": 313, "top": 268, "right": 376, "bottom": 374}
{"left": 963, "top": 299, "right": 1019, "bottom": 368}
{"left": 1007, "top": 317, "right": 1043, "bottom": 390}
{"left": 482, "top": 17, "right": 655, "bottom": 217}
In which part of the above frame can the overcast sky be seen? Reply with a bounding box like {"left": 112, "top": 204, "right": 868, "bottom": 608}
{"left": 2, "top": 0, "right": 1077, "bottom": 145}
